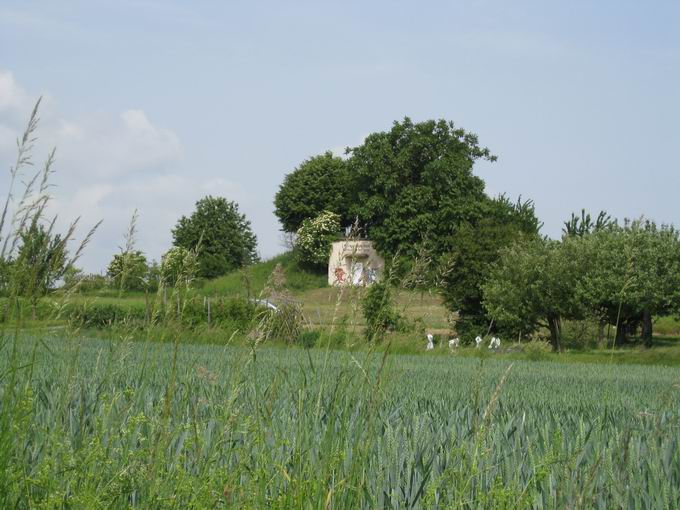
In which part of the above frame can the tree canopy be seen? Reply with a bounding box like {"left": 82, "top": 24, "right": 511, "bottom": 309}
{"left": 346, "top": 118, "right": 496, "bottom": 257}
{"left": 274, "top": 152, "right": 349, "bottom": 233}
{"left": 482, "top": 219, "right": 680, "bottom": 349}
{"left": 107, "top": 250, "right": 149, "bottom": 292}
{"left": 172, "top": 196, "right": 258, "bottom": 279}
{"left": 274, "top": 118, "right": 502, "bottom": 259}
{"left": 13, "top": 222, "right": 69, "bottom": 300}
{"left": 439, "top": 196, "right": 541, "bottom": 339}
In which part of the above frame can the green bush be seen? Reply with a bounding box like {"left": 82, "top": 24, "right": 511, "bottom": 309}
{"left": 523, "top": 341, "right": 552, "bottom": 361}
{"left": 68, "top": 302, "right": 147, "bottom": 328}
{"left": 181, "top": 296, "right": 256, "bottom": 332}
{"left": 362, "top": 282, "right": 405, "bottom": 341}
{"left": 0, "top": 297, "right": 58, "bottom": 323}
{"left": 297, "top": 330, "right": 321, "bottom": 349}
{"left": 294, "top": 211, "right": 341, "bottom": 269}
{"left": 66, "top": 296, "right": 258, "bottom": 332}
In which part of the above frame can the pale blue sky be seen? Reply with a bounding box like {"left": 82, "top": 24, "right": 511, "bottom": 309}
{"left": 1, "top": 1, "right": 679, "bottom": 272}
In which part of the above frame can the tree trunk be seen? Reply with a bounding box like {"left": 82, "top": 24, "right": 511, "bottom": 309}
{"left": 548, "top": 316, "right": 561, "bottom": 352}
{"left": 641, "top": 309, "right": 653, "bottom": 348}
{"left": 598, "top": 319, "right": 606, "bottom": 345}
{"left": 615, "top": 321, "right": 628, "bottom": 346}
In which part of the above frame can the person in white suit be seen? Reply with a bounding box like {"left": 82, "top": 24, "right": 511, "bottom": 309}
{"left": 426, "top": 333, "right": 434, "bottom": 350}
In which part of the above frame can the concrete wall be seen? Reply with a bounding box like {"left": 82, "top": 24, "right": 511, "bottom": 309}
{"left": 328, "top": 240, "right": 384, "bottom": 286}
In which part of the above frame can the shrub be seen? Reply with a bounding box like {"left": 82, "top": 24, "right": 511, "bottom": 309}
{"left": 297, "top": 330, "right": 321, "bottom": 349}
{"left": 362, "top": 281, "right": 404, "bottom": 341}
{"left": 74, "top": 273, "right": 109, "bottom": 293}
{"left": 0, "top": 297, "right": 54, "bottom": 323}
{"left": 294, "top": 211, "right": 341, "bottom": 269}
{"left": 68, "top": 302, "right": 147, "bottom": 328}
{"left": 523, "top": 341, "right": 552, "bottom": 361}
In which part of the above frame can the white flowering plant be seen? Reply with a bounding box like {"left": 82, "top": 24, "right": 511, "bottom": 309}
{"left": 160, "top": 246, "right": 199, "bottom": 288}
{"left": 294, "top": 211, "right": 341, "bottom": 268}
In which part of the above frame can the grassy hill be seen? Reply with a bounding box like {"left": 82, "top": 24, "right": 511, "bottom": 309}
{"left": 201, "top": 252, "right": 450, "bottom": 333}
{"left": 201, "top": 252, "right": 327, "bottom": 297}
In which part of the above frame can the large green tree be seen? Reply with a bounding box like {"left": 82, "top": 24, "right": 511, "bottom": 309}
{"left": 482, "top": 237, "right": 586, "bottom": 351}
{"left": 172, "top": 196, "right": 258, "bottom": 279}
{"left": 439, "top": 196, "right": 541, "bottom": 339}
{"left": 483, "top": 220, "right": 680, "bottom": 349}
{"left": 346, "top": 118, "right": 496, "bottom": 257}
{"left": 576, "top": 221, "right": 680, "bottom": 346}
{"left": 274, "top": 152, "right": 349, "bottom": 233}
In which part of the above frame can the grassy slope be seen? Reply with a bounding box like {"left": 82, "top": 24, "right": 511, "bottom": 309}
{"left": 201, "top": 252, "right": 327, "bottom": 296}
{"left": 201, "top": 252, "right": 450, "bottom": 331}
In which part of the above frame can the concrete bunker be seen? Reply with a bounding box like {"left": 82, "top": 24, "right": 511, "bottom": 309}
{"left": 328, "top": 240, "right": 384, "bottom": 286}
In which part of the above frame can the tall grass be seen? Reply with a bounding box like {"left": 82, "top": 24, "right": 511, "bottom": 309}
{"left": 1, "top": 337, "right": 679, "bottom": 507}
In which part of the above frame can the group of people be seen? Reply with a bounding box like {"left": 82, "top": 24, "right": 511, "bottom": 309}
{"left": 426, "top": 334, "right": 501, "bottom": 350}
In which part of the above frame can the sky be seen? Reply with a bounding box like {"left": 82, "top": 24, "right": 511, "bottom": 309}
{"left": 1, "top": 0, "right": 679, "bottom": 273}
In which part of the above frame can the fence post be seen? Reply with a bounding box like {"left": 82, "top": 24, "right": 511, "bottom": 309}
{"left": 207, "top": 297, "right": 211, "bottom": 327}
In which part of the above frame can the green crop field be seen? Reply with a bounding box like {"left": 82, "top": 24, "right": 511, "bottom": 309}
{"left": 1, "top": 332, "right": 678, "bottom": 508}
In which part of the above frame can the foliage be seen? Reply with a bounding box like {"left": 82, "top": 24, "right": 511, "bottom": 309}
{"left": 71, "top": 273, "right": 109, "bottom": 293}
{"left": 255, "top": 263, "right": 305, "bottom": 343}
{"left": 440, "top": 196, "right": 541, "bottom": 341}
{"left": 66, "top": 295, "right": 258, "bottom": 333}
{"left": 106, "top": 250, "right": 149, "bottom": 292}
{"left": 172, "top": 195, "right": 259, "bottom": 279}
{"left": 0, "top": 258, "right": 11, "bottom": 296}
{"left": 562, "top": 209, "right": 614, "bottom": 237}
{"left": 294, "top": 211, "right": 341, "bottom": 269}
{"left": 483, "top": 219, "right": 680, "bottom": 349}
{"left": 362, "top": 281, "right": 404, "bottom": 341}
{"left": 11, "top": 222, "right": 68, "bottom": 301}
{"left": 575, "top": 220, "right": 680, "bottom": 346}
{"left": 0, "top": 99, "right": 99, "bottom": 312}
{"left": 259, "top": 301, "right": 304, "bottom": 343}
{"left": 274, "top": 151, "right": 349, "bottom": 233}
{"left": 482, "top": 237, "right": 584, "bottom": 351}
{"left": 298, "top": 330, "right": 321, "bottom": 349}
{"left": 346, "top": 117, "right": 496, "bottom": 258}
{"left": 160, "top": 246, "right": 199, "bottom": 288}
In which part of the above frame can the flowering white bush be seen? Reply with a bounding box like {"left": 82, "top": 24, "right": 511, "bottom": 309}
{"left": 160, "top": 246, "right": 199, "bottom": 288}
{"left": 294, "top": 211, "right": 341, "bottom": 268}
